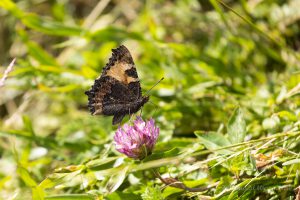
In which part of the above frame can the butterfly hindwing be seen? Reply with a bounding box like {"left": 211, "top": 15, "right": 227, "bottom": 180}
{"left": 85, "top": 45, "right": 148, "bottom": 125}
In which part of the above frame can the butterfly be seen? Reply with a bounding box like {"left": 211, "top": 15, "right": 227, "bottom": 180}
{"left": 85, "top": 45, "right": 149, "bottom": 125}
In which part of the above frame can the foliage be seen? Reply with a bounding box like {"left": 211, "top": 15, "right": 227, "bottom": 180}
{"left": 1, "top": 0, "right": 300, "bottom": 199}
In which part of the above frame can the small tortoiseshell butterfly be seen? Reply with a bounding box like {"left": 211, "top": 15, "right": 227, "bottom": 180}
{"left": 85, "top": 45, "right": 149, "bottom": 125}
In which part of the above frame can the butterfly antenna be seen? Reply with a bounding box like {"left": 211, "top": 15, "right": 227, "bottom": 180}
{"left": 145, "top": 77, "right": 164, "bottom": 95}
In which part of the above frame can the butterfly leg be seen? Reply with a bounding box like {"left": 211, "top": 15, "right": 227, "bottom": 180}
{"left": 140, "top": 106, "right": 143, "bottom": 117}
{"left": 128, "top": 108, "right": 134, "bottom": 123}
{"left": 113, "top": 114, "right": 125, "bottom": 125}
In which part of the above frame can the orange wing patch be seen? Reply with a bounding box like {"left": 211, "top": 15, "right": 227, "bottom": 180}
{"left": 106, "top": 62, "right": 138, "bottom": 84}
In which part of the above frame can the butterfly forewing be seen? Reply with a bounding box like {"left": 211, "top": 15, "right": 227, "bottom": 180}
{"left": 85, "top": 45, "right": 148, "bottom": 125}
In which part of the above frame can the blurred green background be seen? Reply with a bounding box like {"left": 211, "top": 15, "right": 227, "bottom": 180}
{"left": 1, "top": 0, "right": 300, "bottom": 199}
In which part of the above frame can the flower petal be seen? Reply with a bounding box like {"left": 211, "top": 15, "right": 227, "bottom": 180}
{"left": 114, "top": 117, "right": 160, "bottom": 159}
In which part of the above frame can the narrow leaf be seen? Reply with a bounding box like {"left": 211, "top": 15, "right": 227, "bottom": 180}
{"left": 282, "top": 159, "right": 300, "bottom": 166}
{"left": 105, "top": 165, "right": 129, "bottom": 193}
{"left": 17, "top": 167, "right": 37, "bottom": 187}
{"left": 45, "top": 194, "right": 95, "bottom": 200}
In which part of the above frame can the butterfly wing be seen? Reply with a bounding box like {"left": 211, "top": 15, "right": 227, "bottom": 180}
{"left": 85, "top": 45, "right": 142, "bottom": 124}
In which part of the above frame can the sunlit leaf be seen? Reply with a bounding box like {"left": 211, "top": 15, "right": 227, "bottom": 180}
{"left": 195, "top": 131, "right": 232, "bottom": 154}
{"left": 227, "top": 107, "right": 246, "bottom": 144}
{"left": 86, "top": 157, "right": 120, "bottom": 169}
{"left": 106, "top": 192, "right": 140, "bottom": 200}
{"left": 22, "top": 115, "right": 35, "bottom": 136}
{"left": 143, "top": 148, "right": 180, "bottom": 162}
{"left": 39, "top": 165, "right": 84, "bottom": 189}
{"left": 142, "top": 185, "right": 163, "bottom": 200}
{"left": 105, "top": 165, "right": 129, "bottom": 193}
{"left": 276, "top": 111, "right": 297, "bottom": 121}
{"left": 32, "top": 186, "right": 45, "bottom": 200}
{"left": 282, "top": 159, "right": 300, "bottom": 166}
{"left": 17, "top": 167, "right": 37, "bottom": 187}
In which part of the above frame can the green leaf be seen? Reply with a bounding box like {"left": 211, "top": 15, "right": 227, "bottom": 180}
{"left": 227, "top": 107, "right": 246, "bottom": 144}
{"left": 276, "top": 111, "right": 297, "bottom": 121}
{"left": 17, "top": 167, "right": 37, "bottom": 187}
{"left": 0, "top": 130, "right": 57, "bottom": 149}
{"left": 90, "top": 27, "right": 144, "bottom": 42}
{"left": 195, "top": 131, "right": 232, "bottom": 154}
{"left": 143, "top": 148, "right": 180, "bottom": 162}
{"left": 227, "top": 176, "right": 288, "bottom": 200}
{"left": 184, "top": 179, "right": 208, "bottom": 188}
{"left": 133, "top": 158, "right": 181, "bottom": 172}
{"left": 32, "top": 186, "right": 45, "bottom": 200}
{"left": 21, "top": 13, "right": 84, "bottom": 36}
{"left": 215, "top": 175, "right": 234, "bottom": 194}
{"left": 0, "top": 0, "right": 23, "bottom": 17}
{"left": 39, "top": 165, "right": 84, "bottom": 189}
{"left": 26, "top": 41, "right": 58, "bottom": 66}
{"left": 0, "top": 0, "right": 83, "bottom": 36}
{"left": 155, "top": 138, "right": 198, "bottom": 150}
{"left": 85, "top": 156, "right": 119, "bottom": 169}
{"left": 162, "top": 187, "right": 183, "bottom": 199}
{"left": 17, "top": 29, "right": 58, "bottom": 66}
{"left": 0, "top": 130, "right": 33, "bottom": 138}
{"left": 22, "top": 115, "right": 35, "bottom": 136}
{"left": 105, "top": 165, "right": 129, "bottom": 193}
{"left": 106, "top": 192, "right": 141, "bottom": 200}
{"left": 45, "top": 194, "right": 96, "bottom": 200}
{"left": 142, "top": 185, "right": 164, "bottom": 200}
{"left": 37, "top": 84, "right": 79, "bottom": 93}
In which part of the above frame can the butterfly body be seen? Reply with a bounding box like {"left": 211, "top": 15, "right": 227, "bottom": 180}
{"left": 85, "top": 45, "right": 149, "bottom": 125}
{"left": 102, "top": 96, "right": 149, "bottom": 116}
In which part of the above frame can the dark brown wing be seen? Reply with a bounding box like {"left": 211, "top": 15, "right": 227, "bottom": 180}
{"left": 85, "top": 45, "right": 142, "bottom": 118}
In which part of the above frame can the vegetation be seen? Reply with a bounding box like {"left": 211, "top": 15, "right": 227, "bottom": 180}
{"left": 1, "top": 0, "right": 300, "bottom": 199}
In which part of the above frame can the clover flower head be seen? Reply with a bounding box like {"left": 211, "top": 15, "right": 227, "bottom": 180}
{"left": 114, "top": 117, "right": 159, "bottom": 160}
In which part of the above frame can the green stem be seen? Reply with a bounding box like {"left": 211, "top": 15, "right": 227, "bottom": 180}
{"left": 192, "top": 131, "right": 300, "bottom": 157}
{"left": 216, "top": 0, "right": 280, "bottom": 46}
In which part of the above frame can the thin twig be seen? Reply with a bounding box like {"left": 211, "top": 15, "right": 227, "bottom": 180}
{"left": 152, "top": 169, "right": 217, "bottom": 192}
